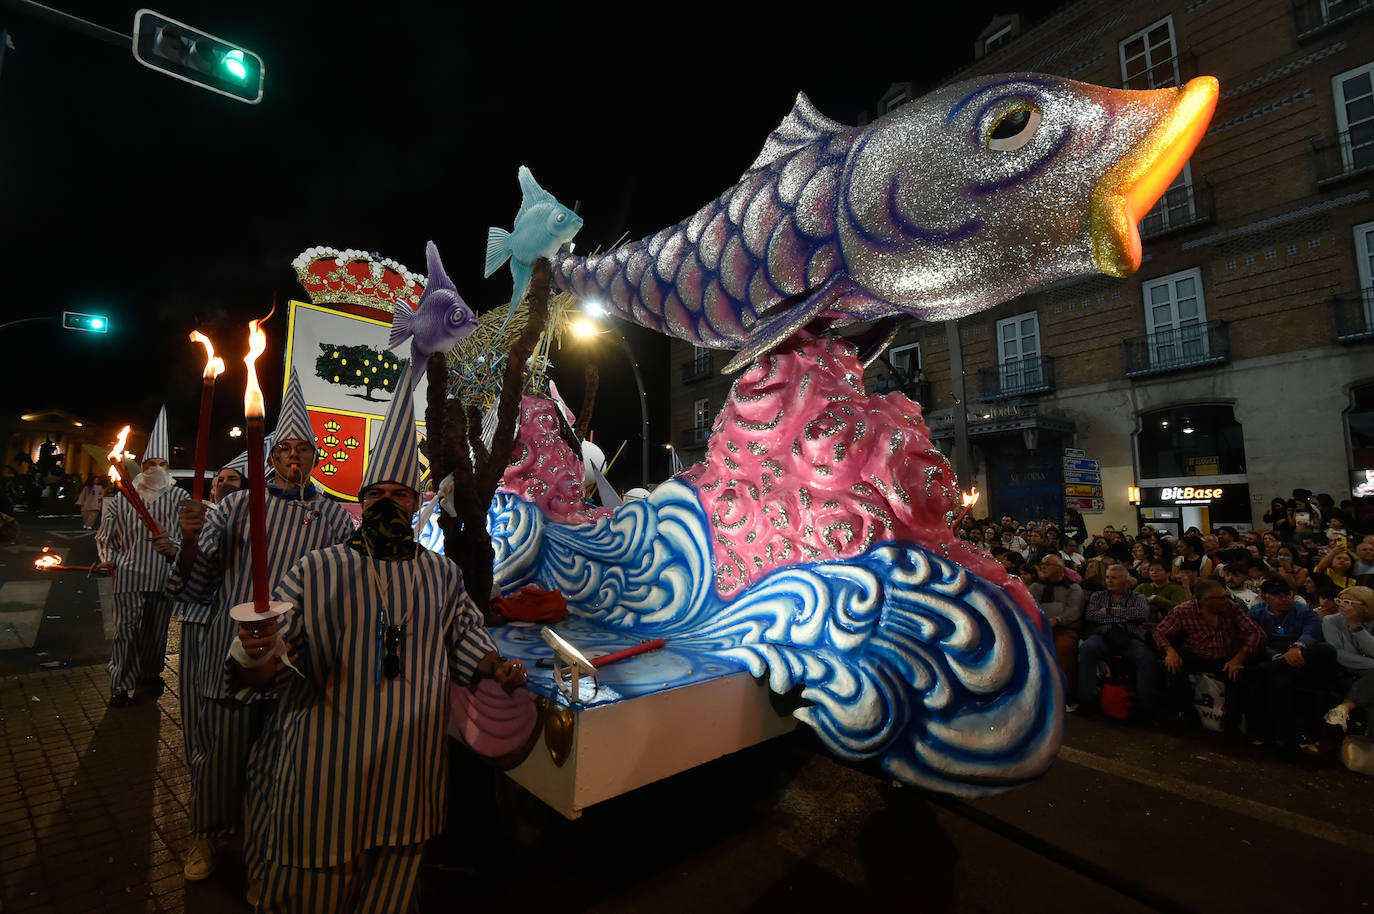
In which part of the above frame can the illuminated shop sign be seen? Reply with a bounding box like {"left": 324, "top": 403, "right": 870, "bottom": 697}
{"left": 1160, "top": 486, "right": 1224, "bottom": 503}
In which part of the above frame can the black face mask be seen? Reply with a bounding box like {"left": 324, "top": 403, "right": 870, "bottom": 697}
{"left": 349, "top": 497, "right": 417, "bottom": 561}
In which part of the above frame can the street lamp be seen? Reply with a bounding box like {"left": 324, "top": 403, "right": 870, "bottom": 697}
{"left": 571, "top": 309, "right": 650, "bottom": 488}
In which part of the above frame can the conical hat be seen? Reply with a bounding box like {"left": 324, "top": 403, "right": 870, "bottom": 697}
{"left": 140, "top": 406, "right": 169, "bottom": 463}
{"left": 359, "top": 359, "right": 420, "bottom": 497}
{"left": 271, "top": 367, "right": 314, "bottom": 445}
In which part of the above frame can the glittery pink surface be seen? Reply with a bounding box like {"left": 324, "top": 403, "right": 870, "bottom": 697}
{"left": 499, "top": 396, "right": 613, "bottom": 525}
{"left": 682, "top": 338, "right": 1039, "bottom": 620}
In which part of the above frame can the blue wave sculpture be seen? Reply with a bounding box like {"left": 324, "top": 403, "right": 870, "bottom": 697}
{"left": 486, "top": 480, "right": 1063, "bottom": 797}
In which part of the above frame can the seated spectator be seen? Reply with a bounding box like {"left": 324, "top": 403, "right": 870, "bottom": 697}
{"left": 1215, "top": 526, "right": 1240, "bottom": 551}
{"left": 1024, "top": 528, "right": 1051, "bottom": 565}
{"left": 1314, "top": 546, "right": 1360, "bottom": 591}
{"left": 1153, "top": 579, "right": 1264, "bottom": 734}
{"left": 1059, "top": 538, "right": 1086, "bottom": 570}
{"left": 1271, "top": 545, "right": 1309, "bottom": 591}
{"left": 1136, "top": 562, "right": 1186, "bottom": 622}
{"left": 1172, "top": 535, "right": 1214, "bottom": 583}
{"left": 1002, "top": 529, "right": 1029, "bottom": 559}
{"left": 1247, "top": 578, "right": 1337, "bottom": 755}
{"left": 1353, "top": 535, "right": 1374, "bottom": 578}
{"left": 1201, "top": 534, "right": 1221, "bottom": 564}
{"left": 1030, "top": 555, "right": 1083, "bottom": 703}
{"left": 1223, "top": 564, "right": 1259, "bottom": 608}
{"left": 1310, "top": 575, "right": 1342, "bottom": 617}
{"left": 1077, "top": 565, "right": 1158, "bottom": 716}
{"left": 1129, "top": 543, "right": 1152, "bottom": 582}
{"left": 1321, "top": 586, "right": 1374, "bottom": 735}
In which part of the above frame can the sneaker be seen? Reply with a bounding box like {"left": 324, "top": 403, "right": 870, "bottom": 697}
{"left": 183, "top": 836, "right": 217, "bottom": 881}
{"left": 1325, "top": 705, "right": 1351, "bottom": 732}
{"left": 246, "top": 878, "right": 263, "bottom": 906}
{"left": 108, "top": 691, "right": 133, "bottom": 708}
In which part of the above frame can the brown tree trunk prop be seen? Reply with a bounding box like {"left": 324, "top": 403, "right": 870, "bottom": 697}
{"left": 424, "top": 259, "right": 551, "bottom": 618}
{"left": 574, "top": 364, "right": 599, "bottom": 440}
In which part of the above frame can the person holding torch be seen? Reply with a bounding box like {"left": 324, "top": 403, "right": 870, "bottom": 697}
{"left": 168, "top": 360, "right": 355, "bottom": 886}
{"left": 230, "top": 363, "right": 526, "bottom": 912}
{"left": 93, "top": 407, "right": 182, "bottom": 707}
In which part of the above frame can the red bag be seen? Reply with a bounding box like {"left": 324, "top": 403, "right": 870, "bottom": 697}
{"left": 1100, "top": 682, "right": 1136, "bottom": 720}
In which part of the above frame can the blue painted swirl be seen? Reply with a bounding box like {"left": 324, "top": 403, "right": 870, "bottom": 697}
{"left": 484, "top": 479, "right": 1063, "bottom": 796}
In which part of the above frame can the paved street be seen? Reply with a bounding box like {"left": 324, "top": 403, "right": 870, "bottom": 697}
{"left": 2, "top": 513, "right": 1373, "bottom": 912}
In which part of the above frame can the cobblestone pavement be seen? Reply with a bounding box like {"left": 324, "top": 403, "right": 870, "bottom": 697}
{"left": 0, "top": 631, "right": 250, "bottom": 913}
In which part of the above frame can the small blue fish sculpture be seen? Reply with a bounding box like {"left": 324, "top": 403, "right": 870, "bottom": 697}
{"left": 550, "top": 73, "right": 1218, "bottom": 372}
{"left": 389, "top": 241, "right": 478, "bottom": 388}
{"left": 485, "top": 166, "right": 584, "bottom": 332}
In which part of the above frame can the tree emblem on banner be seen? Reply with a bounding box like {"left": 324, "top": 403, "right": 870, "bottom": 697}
{"left": 314, "top": 342, "right": 405, "bottom": 401}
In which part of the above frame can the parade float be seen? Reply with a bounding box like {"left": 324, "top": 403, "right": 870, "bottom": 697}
{"left": 296, "top": 71, "right": 1220, "bottom": 817}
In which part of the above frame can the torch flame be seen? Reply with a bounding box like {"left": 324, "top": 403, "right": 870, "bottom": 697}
{"left": 962, "top": 487, "right": 980, "bottom": 508}
{"left": 34, "top": 554, "right": 62, "bottom": 569}
{"left": 190, "top": 331, "right": 226, "bottom": 380}
{"left": 108, "top": 426, "right": 131, "bottom": 483}
{"left": 244, "top": 314, "right": 270, "bottom": 420}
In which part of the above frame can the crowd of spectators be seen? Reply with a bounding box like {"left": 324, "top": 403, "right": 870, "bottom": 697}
{"left": 954, "top": 489, "right": 1374, "bottom": 765}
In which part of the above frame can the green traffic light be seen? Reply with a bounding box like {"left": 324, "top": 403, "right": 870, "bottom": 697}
{"left": 90, "top": 318, "right": 104, "bottom": 330}
{"left": 222, "top": 49, "right": 247, "bottom": 81}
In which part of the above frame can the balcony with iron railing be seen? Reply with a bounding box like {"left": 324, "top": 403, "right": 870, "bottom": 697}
{"left": 681, "top": 353, "right": 713, "bottom": 383}
{"left": 978, "top": 355, "right": 1056, "bottom": 400}
{"left": 1123, "top": 320, "right": 1230, "bottom": 377}
{"left": 1120, "top": 51, "right": 1195, "bottom": 91}
{"left": 1293, "top": 0, "right": 1374, "bottom": 39}
{"left": 1313, "top": 129, "right": 1374, "bottom": 186}
{"left": 1139, "top": 179, "right": 1214, "bottom": 240}
{"left": 681, "top": 425, "right": 711, "bottom": 448}
{"left": 1332, "top": 287, "right": 1374, "bottom": 342}
{"left": 872, "top": 374, "right": 931, "bottom": 404}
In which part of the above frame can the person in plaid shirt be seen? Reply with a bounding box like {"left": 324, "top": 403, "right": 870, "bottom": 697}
{"left": 1154, "top": 579, "right": 1265, "bottom": 733}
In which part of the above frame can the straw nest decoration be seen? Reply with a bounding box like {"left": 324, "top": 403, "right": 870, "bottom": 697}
{"left": 445, "top": 291, "right": 580, "bottom": 412}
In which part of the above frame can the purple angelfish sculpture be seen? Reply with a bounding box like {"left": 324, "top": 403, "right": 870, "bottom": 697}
{"left": 389, "top": 241, "right": 478, "bottom": 388}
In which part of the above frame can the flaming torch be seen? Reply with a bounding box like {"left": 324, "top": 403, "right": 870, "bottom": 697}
{"left": 34, "top": 549, "right": 90, "bottom": 572}
{"left": 106, "top": 426, "right": 164, "bottom": 537}
{"left": 952, "top": 487, "right": 980, "bottom": 531}
{"left": 242, "top": 315, "right": 272, "bottom": 615}
{"left": 189, "top": 331, "right": 226, "bottom": 502}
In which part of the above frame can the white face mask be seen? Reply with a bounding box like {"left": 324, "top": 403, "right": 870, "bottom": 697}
{"left": 136, "top": 466, "right": 172, "bottom": 493}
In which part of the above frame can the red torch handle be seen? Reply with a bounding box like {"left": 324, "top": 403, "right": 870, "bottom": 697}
{"left": 109, "top": 458, "right": 164, "bottom": 537}
{"left": 191, "top": 377, "right": 215, "bottom": 502}
{"left": 590, "top": 638, "right": 666, "bottom": 668}
{"left": 246, "top": 416, "right": 270, "bottom": 612}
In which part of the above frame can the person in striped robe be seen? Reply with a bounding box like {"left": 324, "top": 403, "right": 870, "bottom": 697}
{"left": 231, "top": 367, "right": 526, "bottom": 913}
{"left": 169, "top": 370, "right": 356, "bottom": 884}
{"left": 93, "top": 406, "right": 182, "bottom": 706}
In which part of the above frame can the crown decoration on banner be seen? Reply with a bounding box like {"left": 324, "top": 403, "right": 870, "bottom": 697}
{"left": 291, "top": 246, "right": 425, "bottom": 314}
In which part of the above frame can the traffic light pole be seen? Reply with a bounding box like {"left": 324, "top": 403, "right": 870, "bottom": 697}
{"left": 0, "top": 0, "right": 131, "bottom": 47}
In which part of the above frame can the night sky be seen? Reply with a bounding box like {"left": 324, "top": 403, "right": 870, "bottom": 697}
{"left": 0, "top": 0, "right": 1059, "bottom": 487}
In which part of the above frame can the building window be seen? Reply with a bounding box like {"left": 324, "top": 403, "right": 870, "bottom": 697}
{"left": 1334, "top": 61, "right": 1374, "bottom": 173}
{"left": 1356, "top": 221, "right": 1374, "bottom": 330}
{"left": 995, "top": 312, "right": 1043, "bottom": 390}
{"left": 1136, "top": 405, "right": 1247, "bottom": 479}
{"left": 692, "top": 345, "right": 711, "bottom": 371}
{"left": 693, "top": 397, "right": 711, "bottom": 429}
{"left": 889, "top": 342, "right": 921, "bottom": 375}
{"left": 1143, "top": 268, "right": 1208, "bottom": 366}
{"left": 1139, "top": 162, "right": 1196, "bottom": 236}
{"left": 1120, "top": 16, "right": 1179, "bottom": 90}
{"left": 984, "top": 23, "right": 1014, "bottom": 55}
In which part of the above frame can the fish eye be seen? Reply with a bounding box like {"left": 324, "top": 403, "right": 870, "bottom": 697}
{"left": 986, "top": 105, "right": 1042, "bottom": 151}
{"left": 556, "top": 213, "right": 566, "bottom": 223}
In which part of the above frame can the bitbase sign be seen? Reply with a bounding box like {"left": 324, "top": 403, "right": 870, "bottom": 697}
{"left": 1158, "top": 486, "right": 1224, "bottom": 504}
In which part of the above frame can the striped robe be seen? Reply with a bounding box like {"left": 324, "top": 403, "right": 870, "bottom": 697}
{"left": 167, "top": 485, "right": 355, "bottom": 839}
{"left": 240, "top": 544, "right": 495, "bottom": 869}
{"left": 95, "top": 486, "right": 184, "bottom": 690}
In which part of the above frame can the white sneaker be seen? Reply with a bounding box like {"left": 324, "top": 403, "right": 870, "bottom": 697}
{"left": 183, "top": 836, "right": 217, "bottom": 881}
{"left": 1325, "top": 705, "right": 1351, "bottom": 732}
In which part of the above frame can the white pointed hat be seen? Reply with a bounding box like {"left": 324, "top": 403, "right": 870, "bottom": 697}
{"left": 359, "top": 358, "right": 421, "bottom": 497}
{"left": 141, "top": 406, "right": 169, "bottom": 463}
{"left": 271, "top": 367, "right": 314, "bottom": 445}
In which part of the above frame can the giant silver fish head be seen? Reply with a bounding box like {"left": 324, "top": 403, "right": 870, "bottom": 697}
{"left": 837, "top": 73, "right": 1218, "bottom": 321}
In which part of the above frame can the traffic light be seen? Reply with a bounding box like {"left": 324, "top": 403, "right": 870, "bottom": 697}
{"left": 132, "top": 10, "right": 263, "bottom": 104}
{"left": 62, "top": 311, "right": 108, "bottom": 333}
